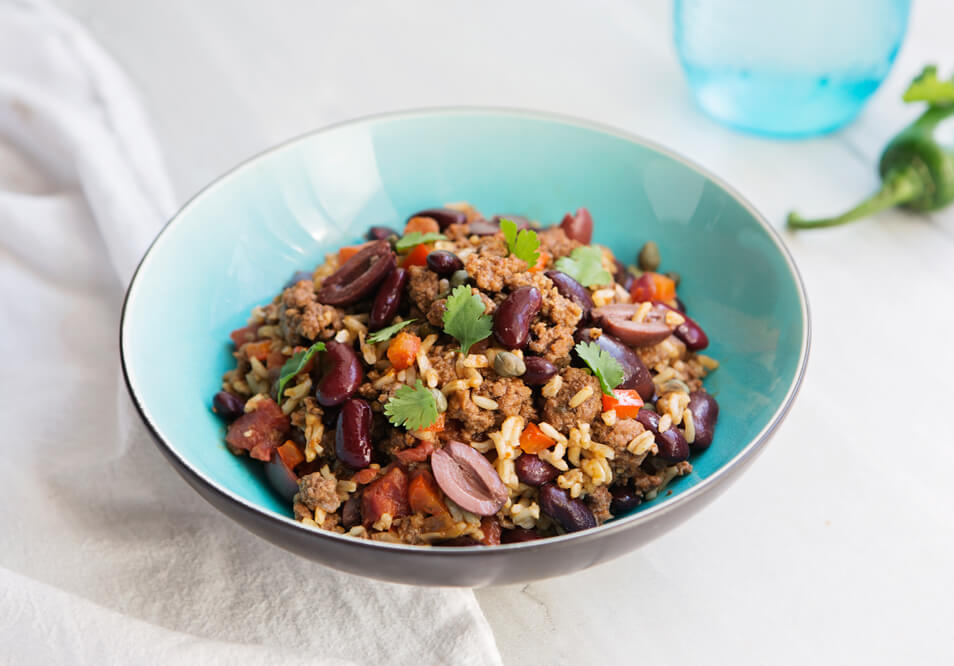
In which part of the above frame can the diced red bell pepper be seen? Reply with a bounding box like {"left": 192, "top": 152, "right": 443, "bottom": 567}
{"left": 394, "top": 440, "right": 435, "bottom": 465}
{"left": 407, "top": 469, "right": 447, "bottom": 516}
{"left": 519, "top": 422, "right": 555, "bottom": 454}
{"left": 528, "top": 251, "right": 549, "bottom": 273}
{"left": 387, "top": 331, "right": 421, "bottom": 371}
{"left": 601, "top": 389, "right": 644, "bottom": 419}
{"left": 242, "top": 340, "right": 272, "bottom": 362}
{"left": 361, "top": 466, "right": 410, "bottom": 527}
{"left": 338, "top": 242, "right": 372, "bottom": 265}
{"left": 275, "top": 441, "right": 305, "bottom": 469}
{"left": 351, "top": 467, "right": 380, "bottom": 485}
{"left": 225, "top": 397, "right": 290, "bottom": 461}
{"left": 400, "top": 242, "right": 432, "bottom": 268}
{"left": 404, "top": 216, "right": 440, "bottom": 235}
{"left": 629, "top": 272, "right": 676, "bottom": 303}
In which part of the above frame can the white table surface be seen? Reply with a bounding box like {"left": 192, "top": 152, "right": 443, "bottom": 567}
{"left": 54, "top": 1, "right": 954, "bottom": 663}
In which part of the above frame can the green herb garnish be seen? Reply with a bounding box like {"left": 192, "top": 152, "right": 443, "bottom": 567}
{"left": 367, "top": 319, "right": 417, "bottom": 344}
{"left": 442, "top": 284, "right": 492, "bottom": 355}
{"left": 555, "top": 246, "right": 612, "bottom": 287}
{"left": 395, "top": 231, "right": 447, "bottom": 251}
{"left": 276, "top": 341, "right": 325, "bottom": 403}
{"left": 574, "top": 340, "right": 624, "bottom": 396}
{"left": 500, "top": 218, "right": 541, "bottom": 268}
{"left": 384, "top": 380, "right": 440, "bottom": 431}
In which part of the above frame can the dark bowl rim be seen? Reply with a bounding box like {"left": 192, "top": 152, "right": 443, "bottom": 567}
{"left": 120, "top": 106, "right": 811, "bottom": 556}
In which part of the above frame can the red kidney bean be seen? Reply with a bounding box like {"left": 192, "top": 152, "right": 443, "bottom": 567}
{"left": 265, "top": 454, "right": 299, "bottom": 500}
{"left": 501, "top": 528, "right": 542, "bottom": 543}
{"left": 575, "top": 328, "right": 654, "bottom": 401}
{"left": 654, "top": 302, "right": 708, "bottom": 351}
{"left": 559, "top": 207, "right": 593, "bottom": 244}
{"left": 493, "top": 286, "right": 542, "bottom": 349}
{"left": 212, "top": 391, "right": 245, "bottom": 421}
{"left": 316, "top": 241, "right": 395, "bottom": 306}
{"left": 592, "top": 303, "right": 673, "bottom": 347}
{"left": 629, "top": 273, "right": 654, "bottom": 302}
{"left": 466, "top": 218, "right": 502, "bottom": 236}
{"left": 314, "top": 340, "right": 363, "bottom": 407}
{"left": 426, "top": 250, "right": 464, "bottom": 276}
{"left": 538, "top": 483, "right": 597, "bottom": 532}
{"left": 687, "top": 391, "right": 719, "bottom": 450}
{"left": 341, "top": 491, "right": 362, "bottom": 529}
{"left": 431, "top": 440, "right": 508, "bottom": 516}
{"left": 408, "top": 207, "right": 467, "bottom": 230}
{"left": 284, "top": 270, "right": 314, "bottom": 289}
{"left": 369, "top": 267, "right": 408, "bottom": 329}
{"left": 514, "top": 454, "right": 560, "bottom": 486}
{"left": 545, "top": 270, "right": 594, "bottom": 321}
{"left": 335, "top": 399, "right": 373, "bottom": 469}
{"left": 522, "top": 356, "right": 558, "bottom": 385}
{"left": 609, "top": 486, "right": 642, "bottom": 515}
{"left": 636, "top": 408, "right": 689, "bottom": 463}
{"left": 366, "top": 225, "right": 398, "bottom": 241}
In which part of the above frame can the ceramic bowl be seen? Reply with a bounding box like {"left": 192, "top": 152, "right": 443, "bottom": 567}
{"left": 121, "top": 109, "right": 809, "bottom": 586}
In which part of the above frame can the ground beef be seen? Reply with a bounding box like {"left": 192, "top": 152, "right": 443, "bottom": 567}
{"left": 426, "top": 345, "right": 459, "bottom": 385}
{"left": 446, "top": 390, "right": 497, "bottom": 438}
{"left": 465, "top": 252, "right": 528, "bottom": 292}
{"left": 279, "top": 280, "right": 342, "bottom": 343}
{"left": 407, "top": 266, "right": 440, "bottom": 314}
{"left": 475, "top": 378, "right": 536, "bottom": 425}
{"left": 395, "top": 514, "right": 426, "bottom": 545}
{"left": 610, "top": 451, "right": 644, "bottom": 484}
{"left": 637, "top": 334, "right": 687, "bottom": 368}
{"left": 528, "top": 321, "right": 577, "bottom": 365}
{"left": 586, "top": 486, "right": 613, "bottom": 524}
{"left": 297, "top": 472, "right": 341, "bottom": 513}
{"left": 540, "top": 367, "right": 602, "bottom": 434}
{"left": 592, "top": 418, "right": 645, "bottom": 452}
{"left": 426, "top": 299, "right": 447, "bottom": 327}
{"left": 379, "top": 425, "right": 416, "bottom": 457}
{"left": 537, "top": 226, "right": 581, "bottom": 259}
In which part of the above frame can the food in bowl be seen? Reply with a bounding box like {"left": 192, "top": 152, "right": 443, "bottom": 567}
{"left": 212, "top": 203, "right": 719, "bottom": 546}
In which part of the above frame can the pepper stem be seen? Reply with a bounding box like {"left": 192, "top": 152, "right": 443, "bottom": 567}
{"left": 787, "top": 166, "right": 924, "bottom": 230}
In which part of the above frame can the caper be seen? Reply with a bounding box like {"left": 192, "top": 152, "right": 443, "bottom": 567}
{"left": 429, "top": 387, "right": 448, "bottom": 413}
{"left": 642, "top": 402, "right": 657, "bottom": 412}
{"left": 450, "top": 269, "right": 471, "bottom": 289}
{"left": 665, "top": 271, "right": 681, "bottom": 287}
{"left": 493, "top": 350, "right": 526, "bottom": 378}
{"left": 637, "top": 241, "right": 661, "bottom": 272}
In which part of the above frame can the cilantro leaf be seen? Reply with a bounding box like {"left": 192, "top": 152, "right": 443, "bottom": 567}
{"left": 574, "top": 340, "right": 624, "bottom": 396}
{"left": 442, "top": 284, "right": 492, "bottom": 355}
{"left": 276, "top": 342, "right": 325, "bottom": 403}
{"left": 500, "top": 218, "right": 541, "bottom": 268}
{"left": 902, "top": 65, "right": 954, "bottom": 107}
{"left": 395, "top": 231, "right": 447, "bottom": 251}
{"left": 384, "top": 380, "right": 440, "bottom": 431}
{"left": 367, "top": 319, "right": 417, "bottom": 344}
{"left": 555, "top": 246, "right": 612, "bottom": 287}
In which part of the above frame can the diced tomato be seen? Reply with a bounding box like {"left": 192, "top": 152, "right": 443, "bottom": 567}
{"left": 387, "top": 330, "right": 421, "bottom": 371}
{"left": 419, "top": 413, "right": 445, "bottom": 434}
{"left": 407, "top": 469, "right": 447, "bottom": 516}
{"left": 629, "top": 272, "right": 676, "bottom": 303}
{"left": 338, "top": 242, "right": 370, "bottom": 265}
{"left": 225, "top": 398, "right": 290, "bottom": 461}
{"left": 479, "top": 516, "right": 501, "bottom": 546}
{"left": 361, "top": 466, "right": 410, "bottom": 527}
{"left": 400, "top": 242, "right": 432, "bottom": 268}
{"left": 229, "top": 323, "right": 259, "bottom": 347}
{"left": 351, "top": 468, "right": 380, "bottom": 485}
{"left": 601, "top": 389, "right": 645, "bottom": 419}
{"left": 276, "top": 441, "right": 305, "bottom": 469}
{"left": 404, "top": 216, "right": 440, "bottom": 235}
{"left": 394, "top": 440, "right": 435, "bottom": 465}
{"left": 519, "top": 422, "right": 556, "bottom": 454}
{"left": 528, "top": 251, "right": 549, "bottom": 273}
{"left": 265, "top": 350, "right": 287, "bottom": 371}
{"left": 242, "top": 340, "right": 272, "bottom": 362}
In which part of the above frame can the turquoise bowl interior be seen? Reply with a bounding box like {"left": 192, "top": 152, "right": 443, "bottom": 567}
{"left": 121, "top": 109, "right": 809, "bottom": 583}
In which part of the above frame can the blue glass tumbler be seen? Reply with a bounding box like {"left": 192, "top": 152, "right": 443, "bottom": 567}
{"left": 674, "top": 0, "right": 911, "bottom": 137}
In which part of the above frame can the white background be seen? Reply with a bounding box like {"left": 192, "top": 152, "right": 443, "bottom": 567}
{"left": 52, "top": 1, "right": 954, "bottom": 663}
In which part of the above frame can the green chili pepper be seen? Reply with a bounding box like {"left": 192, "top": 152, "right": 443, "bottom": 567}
{"left": 788, "top": 66, "right": 954, "bottom": 230}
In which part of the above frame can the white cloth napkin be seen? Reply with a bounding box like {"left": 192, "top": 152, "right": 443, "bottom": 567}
{"left": 0, "top": 2, "right": 501, "bottom": 664}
